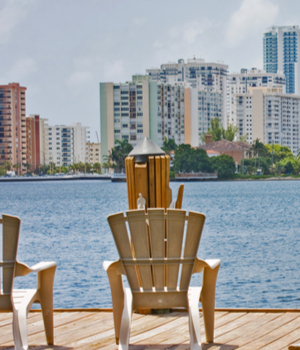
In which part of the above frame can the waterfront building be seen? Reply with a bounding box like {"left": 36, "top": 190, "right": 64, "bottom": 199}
{"left": 26, "top": 114, "right": 40, "bottom": 171}
{"left": 185, "top": 89, "right": 223, "bottom": 146}
{"left": 228, "top": 68, "right": 286, "bottom": 125}
{"left": 86, "top": 142, "right": 101, "bottom": 165}
{"left": 39, "top": 118, "right": 50, "bottom": 166}
{"left": 0, "top": 83, "right": 27, "bottom": 174}
{"left": 100, "top": 76, "right": 185, "bottom": 164}
{"left": 199, "top": 138, "right": 251, "bottom": 165}
{"left": 46, "top": 122, "right": 90, "bottom": 167}
{"left": 263, "top": 25, "right": 300, "bottom": 94}
{"left": 231, "top": 87, "right": 300, "bottom": 155}
{"left": 147, "top": 58, "right": 228, "bottom": 129}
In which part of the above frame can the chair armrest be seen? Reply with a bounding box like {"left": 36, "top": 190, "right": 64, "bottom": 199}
{"left": 14, "top": 261, "right": 57, "bottom": 277}
{"left": 103, "top": 260, "right": 125, "bottom": 275}
{"left": 192, "top": 258, "right": 221, "bottom": 274}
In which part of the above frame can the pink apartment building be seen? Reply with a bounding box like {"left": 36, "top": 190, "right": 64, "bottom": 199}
{"left": 0, "top": 83, "right": 27, "bottom": 174}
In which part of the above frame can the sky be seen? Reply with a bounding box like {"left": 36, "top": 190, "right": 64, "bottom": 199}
{"left": 0, "top": 0, "right": 299, "bottom": 142}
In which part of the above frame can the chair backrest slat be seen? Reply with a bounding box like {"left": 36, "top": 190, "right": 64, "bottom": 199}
{"left": 148, "top": 209, "right": 165, "bottom": 291}
{"left": 108, "top": 209, "right": 206, "bottom": 294}
{"left": 180, "top": 211, "right": 205, "bottom": 290}
{"left": 107, "top": 212, "right": 140, "bottom": 291}
{"left": 166, "top": 210, "right": 186, "bottom": 290}
{"left": 127, "top": 210, "right": 152, "bottom": 291}
{"left": 1, "top": 215, "right": 20, "bottom": 295}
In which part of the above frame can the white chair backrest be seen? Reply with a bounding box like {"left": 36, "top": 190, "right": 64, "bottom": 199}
{"left": 108, "top": 209, "right": 205, "bottom": 293}
{"left": 0, "top": 215, "right": 20, "bottom": 304}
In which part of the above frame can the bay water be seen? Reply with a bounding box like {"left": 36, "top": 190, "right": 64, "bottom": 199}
{"left": 1, "top": 180, "right": 300, "bottom": 309}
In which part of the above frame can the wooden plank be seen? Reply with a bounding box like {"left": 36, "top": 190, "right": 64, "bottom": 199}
{"left": 148, "top": 156, "right": 156, "bottom": 208}
{"left": 125, "top": 157, "right": 132, "bottom": 209}
{"left": 107, "top": 212, "right": 140, "bottom": 291}
{"left": 165, "top": 155, "right": 172, "bottom": 208}
{"left": 0, "top": 312, "right": 101, "bottom": 346}
{"left": 175, "top": 184, "right": 184, "bottom": 209}
{"left": 135, "top": 163, "right": 148, "bottom": 209}
{"left": 127, "top": 210, "right": 152, "bottom": 291}
{"left": 180, "top": 211, "right": 205, "bottom": 290}
{"left": 148, "top": 209, "right": 166, "bottom": 291}
{"left": 221, "top": 312, "right": 299, "bottom": 349}
{"left": 161, "top": 156, "right": 166, "bottom": 210}
{"left": 155, "top": 156, "right": 162, "bottom": 207}
{"left": 128, "top": 157, "right": 136, "bottom": 209}
{"left": 237, "top": 314, "right": 300, "bottom": 350}
{"left": 166, "top": 210, "right": 186, "bottom": 290}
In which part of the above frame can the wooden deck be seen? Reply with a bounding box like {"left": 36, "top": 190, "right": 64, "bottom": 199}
{"left": 1, "top": 309, "right": 300, "bottom": 349}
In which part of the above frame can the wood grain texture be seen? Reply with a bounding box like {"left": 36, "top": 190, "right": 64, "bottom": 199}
{"left": 2, "top": 310, "right": 300, "bottom": 349}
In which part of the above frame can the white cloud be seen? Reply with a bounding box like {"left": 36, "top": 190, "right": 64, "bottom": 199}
{"left": 66, "top": 71, "right": 93, "bottom": 88}
{"left": 0, "top": 0, "right": 35, "bottom": 44}
{"left": 226, "top": 0, "right": 278, "bottom": 47}
{"left": 8, "top": 58, "right": 37, "bottom": 79}
{"left": 103, "top": 60, "right": 125, "bottom": 82}
{"left": 132, "top": 17, "right": 146, "bottom": 26}
{"left": 169, "top": 19, "right": 211, "bottom": 44}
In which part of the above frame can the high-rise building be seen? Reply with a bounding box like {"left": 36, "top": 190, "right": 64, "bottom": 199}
{"left": 231, "top": 87, "right": 300, "bottom": 154}
{"left": 39, "top": 118, "right": 50, "bottom": 165}
{"left": 228, "top": 68, "right": 286, "bottom": 126}
{"left": 26, "top": 114, "right": 40, "bottom": 171}
{"left": 100, "top": 76, "right": 185, "bottom": 164}
{"left": 86, "top": 142, "right": 101, "bottom": 165}
{"left": 147, "top": 58, "right": 228, "bottom": 128}
{"left": 0, "top": 83, "right": 27, "bottom": 174}
{"left": 263, "top": 25, "right": 300, "bottom": 94}
{"left": 46, "top": 122, "right": 90, "bottom": 167}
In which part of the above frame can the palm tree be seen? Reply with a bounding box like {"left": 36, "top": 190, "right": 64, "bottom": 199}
{"left": 93, "top": 162, "right": 101, "bottom": 174}
{"left": 250, "top": 138, "right": 267, "bottom": 158}
{"left": 105, "top": 139, "right": 133, "bottom": 172}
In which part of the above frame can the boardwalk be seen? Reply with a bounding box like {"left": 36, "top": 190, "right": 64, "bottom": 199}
{"left": 1, "top": 309, "right": 300, "bottom": 349}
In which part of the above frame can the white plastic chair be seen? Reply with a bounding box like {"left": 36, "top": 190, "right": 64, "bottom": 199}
{"left": 0, "top": 214, "right": 57, "bottom": 350}
{"left": 104, "top": 209, "right": 221, "bottom": 350}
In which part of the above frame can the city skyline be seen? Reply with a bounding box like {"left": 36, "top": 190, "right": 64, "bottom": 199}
{"left": 0, "top": 0, "right": 299, "bottom": 142}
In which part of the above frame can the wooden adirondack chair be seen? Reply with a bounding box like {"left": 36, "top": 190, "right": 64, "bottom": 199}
{"left": 104, "top": 209, "right": 221, "bottom": 350}
{"left": 0, "top": 214, "right": 57, "bottom": 350}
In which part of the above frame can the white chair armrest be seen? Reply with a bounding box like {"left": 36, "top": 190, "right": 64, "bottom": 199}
{"left": 192, "top": 258, "right": 221, "bottom": 274}
{"left": 15, "top": 261, "right": 57, "bottom": 277}
{"left": 30, "top": 262, "right": 57, "bottom": 272}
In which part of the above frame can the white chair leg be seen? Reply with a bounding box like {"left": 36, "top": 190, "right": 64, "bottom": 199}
{"left": 188, "top": 287, "right": 202, "bottom": 350}
{"left": 119, "top": 288, "right": 133, "bottom": 350}
{"left": 13, "top": 307, "right": 28, "bottom": 350}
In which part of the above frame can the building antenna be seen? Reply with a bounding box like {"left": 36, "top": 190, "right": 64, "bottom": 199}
{"left": 96, "top": 131, "right": 100, "bottom": 143}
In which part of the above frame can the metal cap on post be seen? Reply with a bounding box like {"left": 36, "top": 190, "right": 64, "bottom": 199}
{"left": 128, "top": 137, "right": 165, "bottom": 163}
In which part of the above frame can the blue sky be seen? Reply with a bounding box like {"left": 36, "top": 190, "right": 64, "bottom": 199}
{"left": 0, "top": 0, "right": 298, "bottom": 141}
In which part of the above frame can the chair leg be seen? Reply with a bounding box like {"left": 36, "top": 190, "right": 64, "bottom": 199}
{"left": 188, "top": 287, "right": 202, "bottom": 350}
{"left": 13, "top": 307, "right": 29, "bottom": 350}
{"left": 200, "top": 264, "right": 220, "bottom": 343}
{"left": 38, "top": 266, "right": 56, "bottom": 345}
{"left": 119, "top": 288, "right": 133, "bottom": 350}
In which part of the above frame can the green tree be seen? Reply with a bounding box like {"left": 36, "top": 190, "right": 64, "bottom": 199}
{"left": 161, "top": 137, "right": 177, "bottom": 155}
{"left": 173, "top": 144, "right": 194, "bottom": 173}
{"left": 265, "top": 144, "right": 294, "bottom": 162}
{"left": 106, "top": 139, "right": 133, "bottom": 172}
{"left": 211, "top": 154, "right": 236, "bottom": 179}
{"left": 250, "top": 138, "right": 268, "bottom": 158}
{"left": 201, "top": 118, "right": 238, "bottom": 142}
{"left": 222, "top": 123, "right": 239, "bottom": 141}
{"left": 173, "top": 144, "right": 211, "bottom": 173}
{"left": 93, "top": 162, "right": 101, "bottom": 174}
